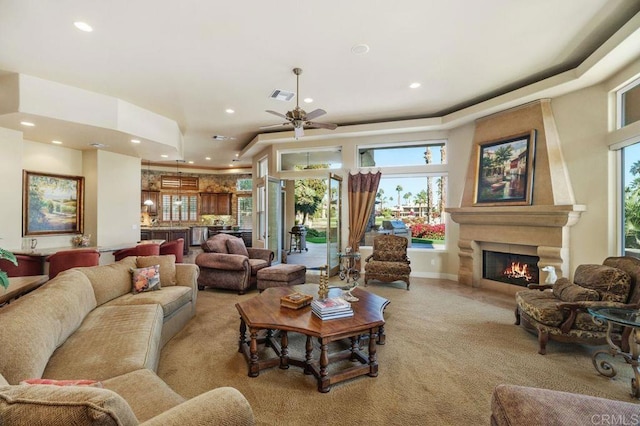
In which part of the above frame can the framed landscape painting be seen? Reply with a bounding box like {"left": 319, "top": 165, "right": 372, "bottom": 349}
{"left": 474, "top": 130, "right": 536, "bottom": 206}
{"left": 23, "top": 171, "right": 84, "bottom": 236}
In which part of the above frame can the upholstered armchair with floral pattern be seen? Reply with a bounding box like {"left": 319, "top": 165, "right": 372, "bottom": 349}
{"left": 364, "top": 234, "right": 411, "bottom": 290}
{"left": 515, "top": 256, "right": 640, "bottom": 354}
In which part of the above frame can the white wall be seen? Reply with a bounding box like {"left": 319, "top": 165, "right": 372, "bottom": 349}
{"left": 0, "top": 128, "right": 24, "bottom": 249}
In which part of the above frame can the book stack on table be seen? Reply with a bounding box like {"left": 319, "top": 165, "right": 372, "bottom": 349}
{"left": 311, "top": 297, "right": 353, "bottom": 320}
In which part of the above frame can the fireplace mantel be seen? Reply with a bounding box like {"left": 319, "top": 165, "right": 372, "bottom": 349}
{"left": 447, "top": 205, "right": 585, "bottom": 228}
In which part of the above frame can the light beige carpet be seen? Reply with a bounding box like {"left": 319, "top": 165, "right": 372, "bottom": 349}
{"left": 157, "top": 279, "right": 639, "bottom": 425}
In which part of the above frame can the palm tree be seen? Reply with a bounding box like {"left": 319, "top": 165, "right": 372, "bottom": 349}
{"left": 493, "top": 145, "right": 514, "bottom": 176}
{"left": 376, "top": 189, "right": 385, "bottom": 212}
{"left": 403, "top": 191, "right": 412, "bottom": 206}
{"left": 414, "top": 190, "right": 428, "bottom": 217}
{"left": 395, "top": 185, "right": 403, "bottom": 217}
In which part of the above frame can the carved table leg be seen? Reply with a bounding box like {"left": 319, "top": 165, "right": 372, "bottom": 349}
{"left": 318, "top": 339, "right": 330, "bottom": 392}
{"left": 280, "top": 331, "right": 289, "bottom": 369}
{"left": 304, "top": 335, "right": 313, "bottom": 375}
{"left": 238, "top": 317, "right": 247, "bottom": 353}
{"left": 368, "top": 328, "right": 379, "bottom": 377}
{"left": 377, "top": 324, "right": 386, "bottom": 345}
{"left": 248, "top": 329, "right": 260, "bottom": 377}
{"left": 350, "top": 336, "right": 359, "bottom": 361}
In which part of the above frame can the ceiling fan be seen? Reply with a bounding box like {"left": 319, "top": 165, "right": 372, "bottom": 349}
{"left": 261, "top": 67, "right": 337, "bottom": 139}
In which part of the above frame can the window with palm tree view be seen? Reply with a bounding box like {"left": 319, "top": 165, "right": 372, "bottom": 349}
{"left": 359, "top": 142, "right": 447, "bottom": 249}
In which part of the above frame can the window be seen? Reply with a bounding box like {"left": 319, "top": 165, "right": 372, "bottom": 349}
{"left": 161, "top": 194, "right": 198, "bottom": 222}
{"left": 237, "top": 178, "right": 252, "bottom": 192}
{"left": 618, "top": 78, "right": 640, "bottom": 129}
{"left": 358, "top": 141, "right": 448, "bottom": 249}
{"left": 238, "top": 195, "right": 252, "bottom": 229}
{"left": 359, "top": 141, "right": 446, "bottom": 167}
{"left": 279, "top": 149, "right": 342, "bottom": 171}
{"left": 622, "top": 143, "right": 640, "bottom": 257}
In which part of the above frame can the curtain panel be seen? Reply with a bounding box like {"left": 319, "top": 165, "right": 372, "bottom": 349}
{"left": 347, "top": 172, "right": 381, "bottom": 268}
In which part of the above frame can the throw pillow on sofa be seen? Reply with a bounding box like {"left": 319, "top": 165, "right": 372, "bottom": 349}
{"left": 131, "top": 265, "right": 161, "bottom": 293}
{"left": 226, "top": 238, "right": 249, "bottom": 257}
{"left": 137, "top": 255, "right": 177, "bottom": 287}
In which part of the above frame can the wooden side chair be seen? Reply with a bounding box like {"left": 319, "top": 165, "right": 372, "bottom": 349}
{"left": 46, "top": 249, "right": 100, "bottom": 279}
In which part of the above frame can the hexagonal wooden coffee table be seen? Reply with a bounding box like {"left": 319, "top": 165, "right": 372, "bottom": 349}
{"left": 235, "top": 284, "right": 389, "bottom": 392}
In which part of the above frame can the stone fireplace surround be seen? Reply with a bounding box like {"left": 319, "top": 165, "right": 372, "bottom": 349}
{"left": 447, "top": 100, "right": 585, "bottom": 295}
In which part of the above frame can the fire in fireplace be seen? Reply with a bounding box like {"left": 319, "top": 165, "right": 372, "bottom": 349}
{"left": 483, "top": 251, "right": 539, "bottom": 287}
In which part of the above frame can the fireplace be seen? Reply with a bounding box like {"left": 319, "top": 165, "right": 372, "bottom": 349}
{"left": 483, "top": 251, "right": 539, "bottom": 287}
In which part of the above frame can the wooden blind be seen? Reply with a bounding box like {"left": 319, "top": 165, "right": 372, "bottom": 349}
{"left": 160, "top": 175, "right": 199, "bottom": 190}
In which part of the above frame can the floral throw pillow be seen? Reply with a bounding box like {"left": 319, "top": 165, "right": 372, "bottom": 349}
{"left": 130, "top": 265, "right": 161, "bottom": 293}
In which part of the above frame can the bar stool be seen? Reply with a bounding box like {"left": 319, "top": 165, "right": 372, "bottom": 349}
{"left": 46, "top": 249, "right": 100, "bottom": 279}
{"left": 113, "top": 244, "right": 160, "bottom": 261}
{"left": 0, "top": 254, "right": 44, "bottom": 277}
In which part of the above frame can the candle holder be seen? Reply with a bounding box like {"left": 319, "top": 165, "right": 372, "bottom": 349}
{"left": 318, "top": 264, "right": 329, "bottom": 300}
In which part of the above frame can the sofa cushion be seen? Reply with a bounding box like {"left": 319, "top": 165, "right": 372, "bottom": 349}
{"left": 43, "top": 304, "right": 163, "bottom": 382}
{"left": 104, "top": 286, "right": 192, "bottom": 319}
{"left": 364, "top": 260, "right": 411, "bottom": 275}
{"left": 0, "top": 270, "right": 97, "bottom": 384}
{"left": 78, "top": 257, "right": 138, "bottom": 305}
{"left": 137, "top": 255, "right": 177, "bottom": 287}
{"left": 0, "top": 384, "right": 138, "bottom": 426}
{"left": 515, "top": 290, "right": 564, "bottom": 327}
{"left": 248, "top": 258, "right": 269, "bottom": 276}
{"left": 226, "top": 237, "right": 249, "bottom": 257}
{"left": 131, "top": 264, "right": 161, "bottom": 293}
{"left": 553, "top": 278, "right": 600, "bottom": 302}
{"left": 573, "top": 264, "right": 631, "bottom": 303}
{"left": 102, "top": 369, "right": 185, "bottom": 423}
{"left": 203, "top": 237, "right": 229, "bottom": 254}
{"left": 20, "top": 378, "right": 103, "bottom": 387}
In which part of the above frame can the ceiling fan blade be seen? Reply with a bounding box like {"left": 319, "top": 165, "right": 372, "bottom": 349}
{"left": 265, "top": 110, "right": 289, "bottom": 120}
{"left": 294, "top": 126, "right": 304, "bottom": 139}
{"left": 304, "top": 109, "right": 327, "bottom": 121}
{"left": 306, "top": 121, "right": 338, "bottom": 130}
{"left": 259, "top": 122, "right": 291, "bottom": 130}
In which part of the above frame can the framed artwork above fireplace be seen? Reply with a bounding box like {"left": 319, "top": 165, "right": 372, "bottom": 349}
{"left": 474, "top": 130, "right": 536, "bottom": 206}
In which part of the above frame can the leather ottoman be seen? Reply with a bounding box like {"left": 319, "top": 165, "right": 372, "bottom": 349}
{"left": 257, "top": 264, "right": 306, "bottom": 291}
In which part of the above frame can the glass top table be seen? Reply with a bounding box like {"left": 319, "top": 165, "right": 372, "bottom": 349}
{"left": 588, "top": 306, "right": 640, "bottom": 398}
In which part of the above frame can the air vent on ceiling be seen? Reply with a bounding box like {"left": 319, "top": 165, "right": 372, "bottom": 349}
{"left": 212, "top": 135, "right": 236, "bottom": 141}
{"left": 269, "top": 89, "right": 295, "bottom": 102}
{"left": 89, "top": 142, "right": 108, "bottom": 148}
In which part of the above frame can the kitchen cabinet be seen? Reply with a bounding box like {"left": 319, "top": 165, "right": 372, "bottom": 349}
{"left": 139, "top": 228, "right": 190, "bottom": 255}
{"left": 199, "top": 193, "right": 231, "bottom": 215}
{"left": 141, "top": 190, "right": 161, "bottom": 216}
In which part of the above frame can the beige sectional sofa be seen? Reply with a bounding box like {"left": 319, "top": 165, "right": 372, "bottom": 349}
{"left": 0, "top": 255, "right": 254, "bottom": 425}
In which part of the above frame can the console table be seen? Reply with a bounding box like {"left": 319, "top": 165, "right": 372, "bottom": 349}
{"left": 1, "top": 275, "right": 48, "bottom": 306}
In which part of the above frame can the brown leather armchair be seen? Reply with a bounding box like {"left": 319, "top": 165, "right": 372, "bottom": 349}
{"left": 364, "top": 234, "right": 411, "bottom": 290}
{"left": 196, "top": 233, "right": 273, "bottom": 294}
{"left": 515, "top": 256, "right": 640, "bottom": 354}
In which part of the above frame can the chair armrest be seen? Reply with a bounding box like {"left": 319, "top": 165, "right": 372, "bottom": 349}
{"left": 365, "top": 254, "right": 373, "bottom": 262}
{"left": 175, "top": 263, "right": 199, "bottom": 288}
{"left": 555, "top": 300, "right": 637, "bottom": 333}
{"left": 141, "top": 387, "right": 255, "bottom": 426}
{"left": 195, "top": 253, "right": 249, "bottom": 271}
{"left": 247, "top": 248, "right": 274, "bottom": 264}
{"left": 527, "top": 284, "right": 553, "bottom": 291}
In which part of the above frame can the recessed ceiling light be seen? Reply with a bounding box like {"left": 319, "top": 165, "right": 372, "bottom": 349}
{"left": 74, "top": 21, "right": 93, "bottom": 32}
{"left": 225, "top": 109, "right": 235, "bottom": 114}
{"left": 235, "top": 153, "right": 239, "bottom": 157}
{"left": 52, "top": 140, "right": 63, "bottom": 145}
{"left": 409, "top": 82, "right": 421, "bottom": 89}
{"left": 351, "top": 44, "right": 370, "bottom": 55}
{"left": 20, "top": 121, "right": 35, "bottom": 127}
{"left": 161, "top": 154, "right": 169, "bottom": 158}
{"left": 131, "top": 139, "right": 141, "bottom": 144}
{"left": 205, "top": 157, "right": 211, "bottom": 160}
{"left": 188, "top": 161, "right": 194, "bottom": 164}
{"left": 303, "top": 98, "right": 313, "bottom": 103}
{"left": 229, "top": 164, "right": 233, "bottom": 167}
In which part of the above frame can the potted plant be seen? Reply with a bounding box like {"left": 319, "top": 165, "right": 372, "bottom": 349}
{"left": 0, "top": 248, "right": 17, "bottom": 290}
